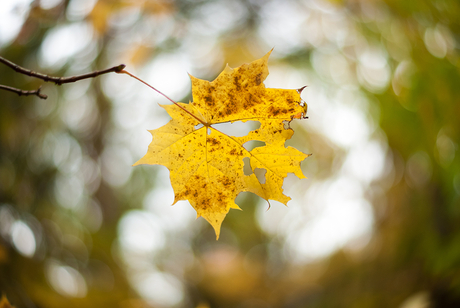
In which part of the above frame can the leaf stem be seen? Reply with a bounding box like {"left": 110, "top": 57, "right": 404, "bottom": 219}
{"left": 119, "top": 69, "right": 207, "bottom": 126}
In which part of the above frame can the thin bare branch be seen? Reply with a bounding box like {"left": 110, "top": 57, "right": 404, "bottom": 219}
{"left": 0, "top": 85, "right": 48, "bottom": 99}
{"left": 0, "top": 56, "right": 125, "bottom": 99}
{"left": 0, "top": 56, "right": 126, "bottom": 85}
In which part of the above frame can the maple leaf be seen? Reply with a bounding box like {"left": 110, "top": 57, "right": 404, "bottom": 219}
{"left": 134, "top": 51, "right": 310, "bottom": 239}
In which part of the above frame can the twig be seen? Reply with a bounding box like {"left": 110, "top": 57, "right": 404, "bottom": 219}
{"left": 0, "top": 85, "right": 47, "bottom": 99}
{"left": 0, "top": 55, "right": 125, "bottom": 99}
{"left": 0, "top": 56, "right": 126, "bottom": 85}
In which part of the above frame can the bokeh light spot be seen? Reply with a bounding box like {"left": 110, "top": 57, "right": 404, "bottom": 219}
{"left": 47, "top": 261, "right": 88, "bottom": 298}
{"left": 11, "top": 220, "right": 36, "bottom": 257}
{"left": 134, "top": 271, "right": 184, "bottom": 307}
{"left": 118, "top": 210, "right": 165, "bottom": 254}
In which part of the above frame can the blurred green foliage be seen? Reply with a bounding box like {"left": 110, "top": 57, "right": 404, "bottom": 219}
{"left": 1, "top": 0, "right": 459, "bottom": 307}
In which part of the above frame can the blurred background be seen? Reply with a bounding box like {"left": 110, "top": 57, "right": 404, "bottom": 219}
{"left": 0, "top": 0, "right": 459, "bottom": 307}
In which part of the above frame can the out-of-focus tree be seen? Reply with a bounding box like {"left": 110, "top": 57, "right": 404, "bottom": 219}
{"left": 0, "top": 0, "right": 459, "bottom": 307}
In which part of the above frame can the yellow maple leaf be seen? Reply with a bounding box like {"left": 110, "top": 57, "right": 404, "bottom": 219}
{"left": 134, "top": 51, "right": 310, "bottom": 239}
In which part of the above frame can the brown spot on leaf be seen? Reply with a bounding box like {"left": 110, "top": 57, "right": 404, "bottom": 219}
{"left": 218, "top": 176, "right": 232, "bottom": 187}
{"left": 228, "top": 92, "right": 235, "bottom": 102}
{"left": 217, "top": 191, "right": 224, "bottom": 202}
{"left": 255, "top": 73, "right": 262, "bottom": 85}
{"left": 268, "top": 105, "right": 280, "bottom": 116}
{"left": 233, "top": 76, "right": 241, "bottom": 91}
{"left": 208, "top": 138, "right": 221, "bottom": 146}
{"left": 204, "top": 95, "right": 215, "bottom": 107}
